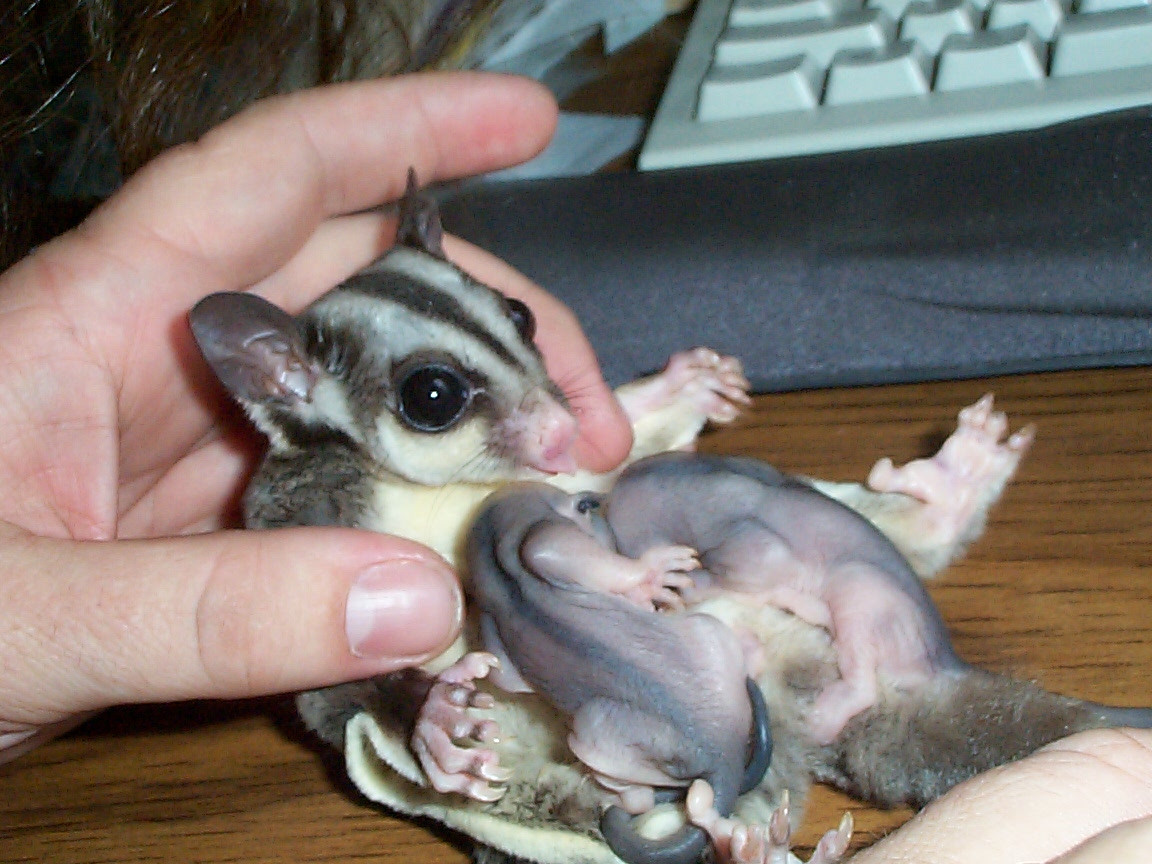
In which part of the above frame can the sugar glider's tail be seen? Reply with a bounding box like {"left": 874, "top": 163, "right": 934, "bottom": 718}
{"left": 600, "top": 679, "right": 772, "bottom": 864}
{"left": 816, "top": 667, "right": 1152, "bottom": 809}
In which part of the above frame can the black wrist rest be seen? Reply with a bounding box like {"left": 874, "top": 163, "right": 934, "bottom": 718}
{"left": 441, "top": 108, "right": 1152, "bottom": 392}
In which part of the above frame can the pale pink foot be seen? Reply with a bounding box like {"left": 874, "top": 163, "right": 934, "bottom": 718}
{"left": 808, "top": 676, "right": 878, "bottom": 745}
{"left": 619, "top": 348, "right": 751, "bottom": 426}
{"left": 411, "top": 652, "right": 510, "bottom": 802}
{"left": 592, "top": 774, "right": 658, "bottom": 814}
{"left": 687, "top": 785, "right": 853, "bottom": 864}
{"left": 622, "top": 545, "right": 699, "bottom": 610}
{"left": 867, "top": 393, "right": 1034, "bottom": 554}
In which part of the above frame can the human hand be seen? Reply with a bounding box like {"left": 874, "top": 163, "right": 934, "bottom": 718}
{"left": 850, "top": 728, "right": 1152, "bottom": 863}
{"left": 0, "top": 72, "right": 632, "bottom": 763}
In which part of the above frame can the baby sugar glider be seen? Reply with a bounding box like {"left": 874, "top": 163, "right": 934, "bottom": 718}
{"left": 464, "top": 482, "right": 775, "bottom": 864}
{"left": 603, "top": 450, "right": 1152, "bottom": 809}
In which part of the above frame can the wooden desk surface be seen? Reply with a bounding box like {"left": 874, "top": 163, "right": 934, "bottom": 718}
{"left": 2, "top": 366, "right": 1151, "bottom": 862}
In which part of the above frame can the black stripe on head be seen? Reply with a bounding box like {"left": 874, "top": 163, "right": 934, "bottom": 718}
{"left": 341, "top": 267, "right": 533, "bottom": 377}
{"left": 266, "top": 404, "right": 361, "bottom": 452}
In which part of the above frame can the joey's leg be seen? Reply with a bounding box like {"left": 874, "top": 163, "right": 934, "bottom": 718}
{"left": 812, "top": 394, "right": 1034, "bottom": 578}
{"left": 810, "top": 569, "right": 938, "bottom": 744}
{"left": 687, "top": 785, "right": 853, "bottom": 864}
{"left": 615, "top": 348, "right": 751, "bottom": 457}
{"left": 807, "top": 635, "right": 880, "bottom": 745}
{"left": 522, "top": 521, "right": 697, "bottom": 609}
{"left": 411, "top": 652, "right": 511, "bottom": 802}
{"left": 590, "top": 774, "right": 659, "bottom": 815}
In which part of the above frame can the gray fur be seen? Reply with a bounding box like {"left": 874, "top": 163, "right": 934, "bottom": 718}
{"left": 466, "top": 483, "right": 770, "bottom": 864}
{"left": 605, "top": 452, "right": 1152, "bottom": 813}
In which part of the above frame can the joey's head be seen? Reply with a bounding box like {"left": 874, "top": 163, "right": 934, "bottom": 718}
{"left": 189, "top": 171, "right": 578, "bottom": 486}
{"left": 481, "top": 483, "right": 615, "bottom": 550}
{"left": 551, "top": 492, "right": 615, "bottom": 549}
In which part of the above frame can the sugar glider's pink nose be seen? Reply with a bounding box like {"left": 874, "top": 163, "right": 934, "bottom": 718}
{"left": 510, "top": 392, "right": 579, "bottom": 475}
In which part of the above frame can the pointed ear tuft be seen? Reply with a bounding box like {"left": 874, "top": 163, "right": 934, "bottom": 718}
{"left": 394, "top": 167, "right": 446, "bottom": 259}
{"left": 189, "top": 292, "right": 319, "bottom": 406}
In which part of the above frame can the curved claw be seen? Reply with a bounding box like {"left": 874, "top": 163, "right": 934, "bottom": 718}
{"left": 411, "top": 652, "right": 508, "bottom": 803}
{"left": 808, "top": 812, "right": 853, "bottom": 864}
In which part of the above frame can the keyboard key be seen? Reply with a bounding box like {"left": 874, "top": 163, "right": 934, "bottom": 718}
{"left": 867, "top": 0, "right": 919, "bottom": 19}
{"left": 637, "top": 0, "right": 1152, "bottom": 169}
{"left": 1050, "top": 7, "right": 1152, "bottom": 75}
{"left": 716, "top": 9, "right": 898, "bottom": 67}
{"left": 698, "top": 55, "right": 825, "bottom": 120}
{"left": 899, "top": 0, "right": 979, "bottom": 54}
{"left": 825, "top": 41, "right": 933, "bottom": 103}
{"left": 935, "top": 24, "right": 1048, "bottom": 90}
{"left": 986, "top": 0, "right": 1065, "bottom": 39}
{"left": 730, "top": 0, "right": 864, "bottom": 26}
{"left": 1075, "top": 0, "right": 1148, "bottom": 13}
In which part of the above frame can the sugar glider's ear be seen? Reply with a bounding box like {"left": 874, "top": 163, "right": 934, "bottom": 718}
{"left": 189, "top": 292, "right": 319, "bottom": 406}
{"left": 394, "top": 167, "right": 445, "bottom": 259}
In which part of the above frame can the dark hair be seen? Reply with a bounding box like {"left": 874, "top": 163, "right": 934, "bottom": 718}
{"left": 0, "top": 0, "right": 497, "bottom": 269}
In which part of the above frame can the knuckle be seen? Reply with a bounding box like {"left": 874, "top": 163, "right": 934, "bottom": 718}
{"left": 193, "top": 540, "right": 290, "bottom": 695}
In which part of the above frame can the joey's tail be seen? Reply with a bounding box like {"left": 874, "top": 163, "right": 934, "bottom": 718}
{"left": 600, "top": 679, "right": 772, "bottom": 864}
{"left": 816, "top": 667, "right": 1152, "bottom": 810}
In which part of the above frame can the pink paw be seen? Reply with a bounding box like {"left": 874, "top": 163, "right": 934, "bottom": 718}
{"left": 661, "top": 348, "right": 752, "bottom": 425}
{"left": 867, "top": 393, "right": 1034, "bottom": 548}
{"left": 625, "top": 545, "right": 699, "bottom": 610}
{"left": 731, "top": 806, "right": 852, "bottom": 864}
{"left": 620, "top": 348, "right": 751, "bottom": 427}
{"left": 411, "top": 652, "right": 510, "bottom": 802}
{"left": 688, "top": 785, "right": 853, "bottom": 864}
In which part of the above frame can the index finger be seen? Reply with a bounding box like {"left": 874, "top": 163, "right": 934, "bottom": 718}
{"left": 60, "top": 72, "right": 559, "bottom": 312}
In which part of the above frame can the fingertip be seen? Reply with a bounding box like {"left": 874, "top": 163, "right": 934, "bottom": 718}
{"left": 344, "top": 555, "right": 463, "bottom": 663}
{"left": 572, "top": 385, "right": 634, "bottom": 473}
{"left": 53, "top": 528, "right": 465, "bottom": 708}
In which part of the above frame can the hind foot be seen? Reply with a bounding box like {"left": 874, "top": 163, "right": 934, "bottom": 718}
{"left": 686, "top": 785, "right": 853, "bottom": 864}
{"left": 867, "top": 393, "right": 1034, "bottom": 575}
{"left": 411, "top": 652, "right": 510, "bottom": 802}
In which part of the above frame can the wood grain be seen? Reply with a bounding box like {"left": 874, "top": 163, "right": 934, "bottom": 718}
{"left": 3, "top": 367, "right": 1150, "bottom": 862}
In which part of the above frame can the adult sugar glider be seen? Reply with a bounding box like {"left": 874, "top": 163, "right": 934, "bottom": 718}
{"left": 187, "top": 172, "right": 760, "bottom": 864}
{"left": 463, "top": 482, "right": 784, "bottom": 864}
{"left": 189, "top": 175, "right": 1110, "bottom": 863}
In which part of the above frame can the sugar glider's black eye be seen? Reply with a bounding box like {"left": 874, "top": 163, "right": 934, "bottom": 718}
{"left": 575, "top": 496, "right": 601, "bottom": 514}
{"left": 505, "top": 298, "right": 536, "bottom": 342}
{"left": 397, "top": 364, "right": 472, "bottom": 432}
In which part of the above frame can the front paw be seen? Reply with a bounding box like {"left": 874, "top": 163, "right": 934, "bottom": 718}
{"left": 659, "top": 348, "right": 751, "bottom": 425}
{"left": 625, "top": 545, "right": 699, "bottom": 610}
{"left": 658, "top": 347, "right": 755, "bottom": 423}
{"left": 411, "top": 652, "right": 511, "bottom": 802}
{"left": 688, "top": 786, "right": 853, "bottom": 864}
{"left": 619, "top": 348, "right": 751, "bottom": 427}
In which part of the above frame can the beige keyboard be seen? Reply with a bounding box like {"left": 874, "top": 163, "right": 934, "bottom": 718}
{"left": 639, "top": 0, "right": 1152, "bottom": 169}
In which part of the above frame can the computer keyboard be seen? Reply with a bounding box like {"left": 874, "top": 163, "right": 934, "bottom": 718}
{"left": 638, "top": 0, "right": 1152, "bottom": 168}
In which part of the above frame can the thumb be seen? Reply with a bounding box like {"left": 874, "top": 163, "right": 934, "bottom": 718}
{"left": 0, "top": 523, "right": 462, "bottom": 728}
